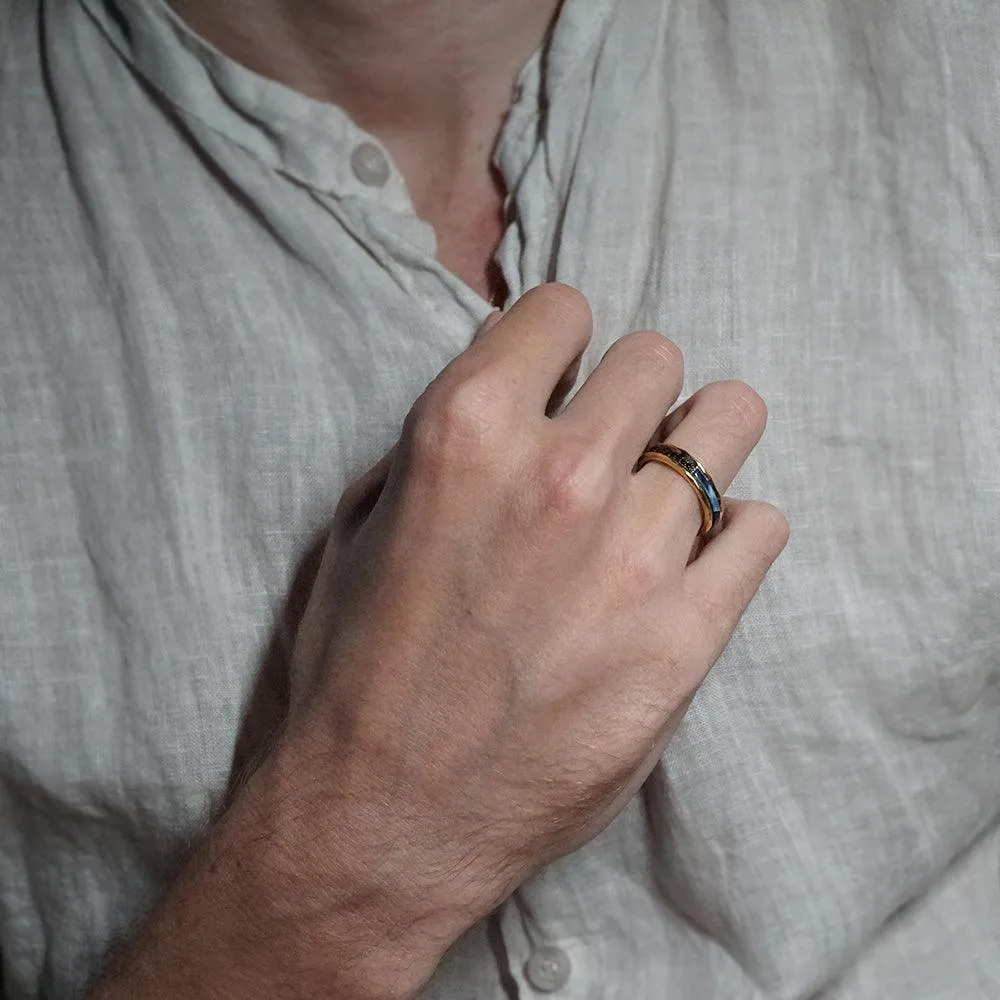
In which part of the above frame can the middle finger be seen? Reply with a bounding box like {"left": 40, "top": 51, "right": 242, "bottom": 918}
{"left": 559, "top": 331, "right": 685, "bottom": 466}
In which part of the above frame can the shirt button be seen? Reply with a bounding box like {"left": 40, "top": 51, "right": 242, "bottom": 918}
{"left": 524, "top": 945, "right": 572, "bottom": 993}
{"left": 350, "top": 141, "right": 391, "bottom": 187}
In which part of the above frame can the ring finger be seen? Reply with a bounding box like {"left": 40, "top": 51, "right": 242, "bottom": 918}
{"left": 629, "top": 379, "right": 768, "bottom": 550}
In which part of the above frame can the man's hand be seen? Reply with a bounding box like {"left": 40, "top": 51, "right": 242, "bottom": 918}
{"left": 90, "top": 284, "right": 788, "bottom": 1000}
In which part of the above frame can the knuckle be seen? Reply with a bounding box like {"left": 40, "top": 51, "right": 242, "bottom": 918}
{"left": 719, "top": 380, "right": 768, "bottom": 435}
{"left": 522, "top": 282, "right": 593, "bottom": 329}
{"left": 537, "top": 442, "right": 612, "bottom": 521}
{"left": 407, "top": 378, "right": 499, "bottom": 466}
{"left": 622, "top": 330, "right": 684, "bottom": 373}
{"left": 746, "top": 501, "right": 791, "bottom": 555}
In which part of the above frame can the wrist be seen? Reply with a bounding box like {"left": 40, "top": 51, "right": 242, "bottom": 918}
{"left": 220, "top": 737, "right": 474, "bottom": 999}
{"left": 92, "top": 731, "right": 480, "bottom": 1000}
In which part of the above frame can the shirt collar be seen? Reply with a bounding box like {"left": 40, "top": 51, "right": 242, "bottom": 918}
{"left": 78, "top": 0, "right": 617, "bottom": 201}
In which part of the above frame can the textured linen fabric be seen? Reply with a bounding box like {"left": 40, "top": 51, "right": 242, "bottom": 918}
{"left": 2, "top": 0, "right": 1000, "bottom": 997}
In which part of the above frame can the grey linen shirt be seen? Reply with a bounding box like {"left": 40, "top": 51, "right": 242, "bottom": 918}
{"left": 2, "top": 0, "right": 1000, "bottom": 997}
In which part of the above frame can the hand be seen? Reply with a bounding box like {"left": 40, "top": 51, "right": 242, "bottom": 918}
{"left": 89, "top": 284, "right": 787, "bottom": 1000}
{"left": 283, "top": 284, "right": 788, "bottom": 976}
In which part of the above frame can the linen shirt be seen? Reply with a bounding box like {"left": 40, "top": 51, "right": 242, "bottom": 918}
{"left": 1, "top": 0, "right": 999, "bottom": 997}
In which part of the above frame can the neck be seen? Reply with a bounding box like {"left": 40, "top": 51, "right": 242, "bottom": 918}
{"left": 170, "top": 0, "right": 559, "bottom": 181}
{"left": 169, "top": 0, "right": 561, "bottom": 301}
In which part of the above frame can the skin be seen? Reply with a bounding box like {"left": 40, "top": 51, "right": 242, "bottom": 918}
{"left": 89, "top": 4, "right": 790, "bottom": 998}
{"left": 90, "top": 287, "right": 787, "bottom": 1000}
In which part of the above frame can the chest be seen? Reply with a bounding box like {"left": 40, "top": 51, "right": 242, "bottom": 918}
{"left": 5, "top": 1, "right": 1000, "bottom": 995}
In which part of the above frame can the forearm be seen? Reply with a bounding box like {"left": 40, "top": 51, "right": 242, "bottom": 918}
{"left": 88, "top": 735, "right": 473, "bottom": 1000}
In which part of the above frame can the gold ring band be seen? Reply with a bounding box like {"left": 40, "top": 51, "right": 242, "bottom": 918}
{"left": 636, "top": 444, "right": 724, "bottom": 536}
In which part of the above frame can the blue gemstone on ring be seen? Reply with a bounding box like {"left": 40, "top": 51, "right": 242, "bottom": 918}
{"left": 690, "top": 464, "right": 723, "bottom": 525}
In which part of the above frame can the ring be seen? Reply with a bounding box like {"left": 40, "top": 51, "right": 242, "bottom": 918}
{"left": 636, "top": 444, "right": 724, "bottom": 536}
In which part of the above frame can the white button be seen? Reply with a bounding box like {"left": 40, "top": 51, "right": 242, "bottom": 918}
{"left": 524, "top": 946, "right": 571, "bottom": 993}
{"left": 350, "top": 141, "right": 390, "bottom": 187}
